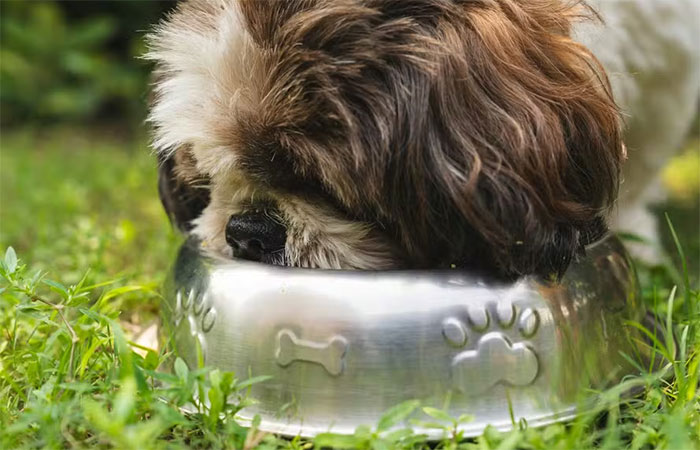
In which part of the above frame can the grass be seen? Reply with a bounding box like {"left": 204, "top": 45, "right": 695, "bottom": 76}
{"left": 1, "top": 127, "right": 699, "bottom": 449}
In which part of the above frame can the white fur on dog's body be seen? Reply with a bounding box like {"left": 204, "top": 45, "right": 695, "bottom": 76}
{"left": 575, "top": 0, "right": 700, "bottom": 258}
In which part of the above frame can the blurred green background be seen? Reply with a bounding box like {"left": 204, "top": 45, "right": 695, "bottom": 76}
{"left": 0, "top": 0, "right": 698, "bottom": 288}
{"left": 1, "top": 1, "right": 172, "bottom": 131}
{"left": 1, "top": 1, "right": 176, "bottom": 289}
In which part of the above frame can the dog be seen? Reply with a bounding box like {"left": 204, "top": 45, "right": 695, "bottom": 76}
{"left": 146, "top": 0, "right": 699, "bottom": 279}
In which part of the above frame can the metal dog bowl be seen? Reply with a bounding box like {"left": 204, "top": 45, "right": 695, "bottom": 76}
{"left": 160, "top": 235, "right": 651, "bottom": 438}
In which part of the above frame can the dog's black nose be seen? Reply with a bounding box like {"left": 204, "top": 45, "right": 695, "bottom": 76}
{"left": 225, "top": 211, "right": 286, "bottom": 261}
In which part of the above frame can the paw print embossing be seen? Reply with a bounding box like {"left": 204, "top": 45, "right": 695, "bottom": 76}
{"left": 442, "top": 303, "right": 540, "bottom": 394}
{"left": 173, "top": 287, "right": 217, "bottom": 363}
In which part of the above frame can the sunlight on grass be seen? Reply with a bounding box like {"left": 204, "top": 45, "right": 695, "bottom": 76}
{"left": 0, "top": 127, "right": 180, "bottom": 284}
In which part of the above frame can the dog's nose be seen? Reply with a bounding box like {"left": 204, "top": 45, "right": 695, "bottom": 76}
{"left": 225, "top": 211, "right": 286, "bottom": 261}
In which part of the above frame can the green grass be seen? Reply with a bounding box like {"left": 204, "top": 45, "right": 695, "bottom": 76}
{"left": 1, "top": 127, "right": 699, "bottom": 449}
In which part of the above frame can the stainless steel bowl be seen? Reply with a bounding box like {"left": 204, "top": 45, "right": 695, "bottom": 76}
{"left": 160, "top": 235, "right": 651, "bottom": 438}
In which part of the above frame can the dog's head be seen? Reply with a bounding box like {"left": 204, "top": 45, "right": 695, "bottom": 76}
{"left": 147, "top": 0, "right": 623, "bottom": 278}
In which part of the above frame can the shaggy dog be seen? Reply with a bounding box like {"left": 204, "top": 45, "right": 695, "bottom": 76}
{"left": 147, "top": 0, "right": 699, "bottom": 278}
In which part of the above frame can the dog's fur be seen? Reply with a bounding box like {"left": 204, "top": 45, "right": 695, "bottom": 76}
{"left": 146, "top": 0, "right": 697, "bottom": 278}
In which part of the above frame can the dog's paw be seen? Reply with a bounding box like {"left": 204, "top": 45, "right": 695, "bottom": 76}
{"left": 441, "top": 303, "right": 540, "bottom": 394}
{"left": 173, "top": 287, "right": 217, "bottom": 364}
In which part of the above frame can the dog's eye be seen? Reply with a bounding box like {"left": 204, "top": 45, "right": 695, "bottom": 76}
{"left": 225, "top": 210, "right": 286, "bottom": 262}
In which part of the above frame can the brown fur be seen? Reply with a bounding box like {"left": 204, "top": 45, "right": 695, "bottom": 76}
{"left": 149, "top": 0, "right": 624, "bottom": 278}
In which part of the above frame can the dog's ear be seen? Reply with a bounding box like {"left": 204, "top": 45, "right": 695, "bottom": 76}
{"left": 157, "top": 152, "right": 210, "bottom": 232}
{"left": 413, "top": 0, "right": 625, "bottom": 278}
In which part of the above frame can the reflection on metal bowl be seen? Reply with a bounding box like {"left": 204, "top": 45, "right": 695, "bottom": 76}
{"left": 160, "top": 235, "right": 653, "bottom": 438}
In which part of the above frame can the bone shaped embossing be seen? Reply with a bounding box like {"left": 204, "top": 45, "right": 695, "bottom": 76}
{"left": 451, "top": 332, "right": 538, "bottom": 394}
{"left": 275, "top": 329, "right": 348, "bottom": 376}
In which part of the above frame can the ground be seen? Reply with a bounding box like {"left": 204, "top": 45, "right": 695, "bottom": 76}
{"left": 0, "top": 126, "right": 698, "bottom": 449}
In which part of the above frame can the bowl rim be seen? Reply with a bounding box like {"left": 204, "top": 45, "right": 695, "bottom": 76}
{"left": 190, "top": 232, "right": 614, "bottom": 280}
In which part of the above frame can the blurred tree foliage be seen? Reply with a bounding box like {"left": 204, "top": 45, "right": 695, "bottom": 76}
{"left": 0, "top": 1, "right": 173, "bottom": 131}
